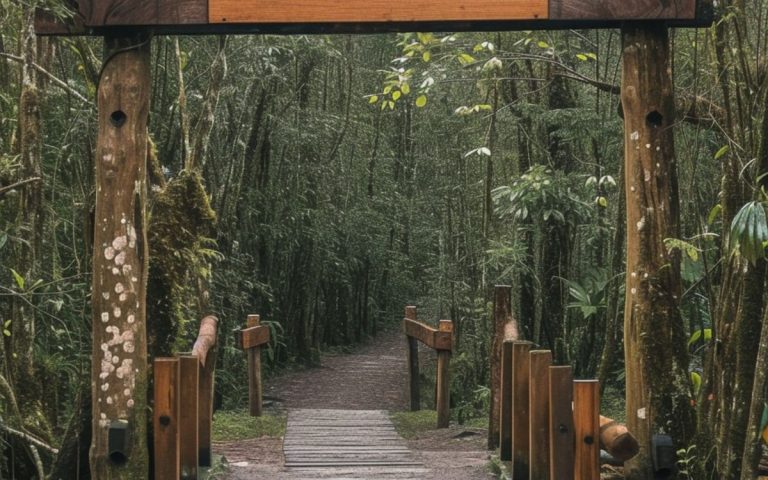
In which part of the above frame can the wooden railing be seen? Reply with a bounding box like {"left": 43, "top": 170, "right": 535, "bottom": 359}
{"left": 236, "top": 314, "right": 270, "bottom": 417}
{"left": 403, "top": 306, "right": 453, "bottom": 428}
{"left": 153, "top": 315, "right": 218, "bottom": 480}
{"left": 498, "top": 341, "right": 638, "bottom": 479}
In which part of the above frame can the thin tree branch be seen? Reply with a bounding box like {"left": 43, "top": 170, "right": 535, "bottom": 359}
{"left": 0, "top": 423, "right": 59, "bottom": 455}
{"left": 0, "top": 52, "right": 92, "bottom": 106}
{"left": 0, "top": 176, "right": 42, "bottom": 196}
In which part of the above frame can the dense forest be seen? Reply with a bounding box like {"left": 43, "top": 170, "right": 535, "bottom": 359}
{"left": 2, "top": 0, "right": 768, "bottom": 478}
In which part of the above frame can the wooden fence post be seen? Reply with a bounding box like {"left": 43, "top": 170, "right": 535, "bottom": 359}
{"left": 529, "top": 350, "right": 552, "bottom": 479}
{"left": 192, "top": 315, "right": 218, "bottom": 467}
{"left": 405, "top": 306, "right": 420, "bottom": 411}
{"left": 436, "top": 319, "right": 453, "bottom": 429}
{"left": 154, "top": 358, "right": 180, "bottom": 480}
{"left": 489, "top": 285, "right": 513, "bottom": 449}
{"left": 247, "top": 314, "right": 263, "bottom": 416}
{"left": 499, "top": 340, "right": 514, "bottom": 461}
{"left": 179, "top": 355, "right": 199, "bottom": 479}
{"left": 511, "top": 341, "right": 532, "bottom": 480}
{"left": 549, "top": 366, "right": 574, "bottom": 480}
{"left": 574, "top": 380, "right": 600, "bottom": 480}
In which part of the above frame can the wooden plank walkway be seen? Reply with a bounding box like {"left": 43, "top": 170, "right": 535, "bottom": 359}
{"left": 283, "top": 408, "right": 429, "bottom": 479}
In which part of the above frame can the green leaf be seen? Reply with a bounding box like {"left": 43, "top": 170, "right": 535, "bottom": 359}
{"left": 422, "top": 51, "right": 431, "bottom": 62}
{"left": 368, "top": 95, "right": 378, "bottom": 104}
{"left": 537, "top": 40, "right": 550, "bottom": 49}
{"left": 576, "top": 53, "right": 588, "bottom": 61}
{"left": 458, "top": 53, "right": 475, "bottom": 65}
{"left": 707, "top": 204, "right": 722, "bottom": 225}
{"left": 3, "top": 330, "right": 9, "bottom": 337}
{"left": 690, "top": 371, "right": 702, "bottom": 395}
{"left": 10, "top": 269, "right": 24, "bottom": 290}
{"left": 688, "top": 328, "right": 712, "bottom": 347}
{"left": 401, "top": 84, "right": 411, "bottom": 95}
{"left": 415, "top": 95, "right": 427, "bottom": 108}
{"left": 392, "top": 90, "right": 401, "bottom": 101}
{"left": 0, "top": 232, "right": 7, "bottom": 250}
{"left": 730, "top": 201, "right": 768, "bottom": 264}
{"left": 714, "top": 145, "right": 730, "bottom": 160}
{"left": 596, "top": 196, "right": 608, "bottom": 208}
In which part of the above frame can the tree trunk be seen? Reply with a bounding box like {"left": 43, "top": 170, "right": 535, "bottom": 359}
{"left": 621, "top": 24, "right": 695, "bottom": 479}
{"left": 89, "top": 35, "right": 151, "bottom": 479}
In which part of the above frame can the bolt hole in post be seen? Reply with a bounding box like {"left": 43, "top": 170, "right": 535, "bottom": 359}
{"left": 110, "top": 110, "right": 127, "bottom": 127}
{"left": 646, "top": 110, "right": 663, "bottom": 127}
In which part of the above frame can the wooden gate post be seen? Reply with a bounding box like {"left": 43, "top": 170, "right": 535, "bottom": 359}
{"left": 435, "top": 319, "right": 453, "bottom": 428}
{"left": 511, "top": 341, "right": 532, "bottom": 480}
{"left": 528, "top": 350, "right": 552, "bottom": 478}
{"left": 153, "top": 358, "right": 180, "bottom": 480}
{"left": 179, "top": 354, "right": 200, "bottom": 479}
{"left": 548, "top": 366, "right": 574, "bottom": 480}
{"left": 405, "top": 306, "right": 420, "bottom": 411}
{"left": 489, "top": 285, "right": 515, "bottom": 449}
{"left": 574, "top": 380, "right": 600, "bottom": 480}
{"left": 192, "top": 315, "right": 218, "bottom": 467}
{"left": 499, "top": 340, "right": 514, "bottom": 460}
{"left": 90, "top": 34, "right": 151, "bottom": 479}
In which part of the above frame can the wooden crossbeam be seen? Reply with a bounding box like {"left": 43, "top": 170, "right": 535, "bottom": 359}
{"left": 35, "top": 0, "right": 707, "bottom": 36}
{"left": 403, "top": 318, "right": 452, "bottom": 351}
{"left": 238, "top": 325, "right": 270, "bottom": 350}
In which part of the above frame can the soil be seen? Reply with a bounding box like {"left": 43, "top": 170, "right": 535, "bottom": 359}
{"left": 215, "top": 328, "right": 494, "bottom": 479}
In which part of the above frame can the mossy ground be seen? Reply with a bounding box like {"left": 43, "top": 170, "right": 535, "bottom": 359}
{"left": 389, "top": 410, "right": 439, "bottom": 439}
{"left": 212, "top": 410, "right": 286, "bottom": 442}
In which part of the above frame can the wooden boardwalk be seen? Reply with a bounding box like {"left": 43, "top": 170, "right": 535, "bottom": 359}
{"left": 283, "top": 408, "right": 428, "bottom": 479}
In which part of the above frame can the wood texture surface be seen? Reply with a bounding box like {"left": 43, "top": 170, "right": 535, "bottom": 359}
{"left": 511, "top": 342, "right": 532, "bottom": 480}
{"left": 403, "top": 318, "right": 452, "bottom": 351}
{"left": 179, "top": 355, "right": 200, "bottom": 479}
{"left": 191, "top": 315, "right": 217, "bottom": 367}
{"left": 405, "top": 306, "right": 421, "bottom": 411}
{"left": 550, "top": 0, "right": 696, "bottom": 20}
{"left": 499, "top": 341, "right": 514, "bottom": 461}
{"left": 240, "top": 324, "right": 270, "bottom": 349}
{"left": 284, "top": 409, "right": 427, "bottom": 477}
{"left": 548, "top": 366, "right": 574, "bottom": 480}
{"left": 573, "top": 380, "right": 600, "bottom": 480}
{"left": 153, "top": 358, "right": 180, "bottom": 480}
{"left": 489, "top": 285, "right": 514, "bottom": 449}
{"left": 210, "top": 0, "right": 547, "bottom": 23}
{"left": 246, "top": 315, "right": 264, "bottom": 417}
{"left": 528, "top": 350, "right": 552, "bottom": 479}
{"left": 436, "top": 349, "right": 451, "bottom": 428}
{"left": 599, "top": 416, "right": 640, "bottom": 462}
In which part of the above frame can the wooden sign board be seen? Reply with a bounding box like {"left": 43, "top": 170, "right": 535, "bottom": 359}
{"left": 36, "top": 0, "right": 707, "bottom": 35}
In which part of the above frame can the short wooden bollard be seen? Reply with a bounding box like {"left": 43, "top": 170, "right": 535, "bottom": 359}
{"left": 179, "top": 355, "right": 200, "bottom": 479}
{"left": 528, "top": 350, "right": 552, "bottom": 479}
{"left": 573, "top": 380, "right": 600, "bottom": 480}
{"left": 489, "top": 285, "right": 515, "bottom": 449}
{"left": 499, "top": 340, "right": 514, "bottom": 461}
{"left": 238, "top": 314, "right": 270, "bottom": 416}
{"left": 549, "top": 366, "right": 575, "bottom": 480}
{"left": 511, "top": 341, "right": 532, "bottom": 480}
{"left": 436, "top": 319, "right": 452, "bottom": 429}
{"left": 154, "top": 358, "right": 180, "bottom": 480}
{"left": 405, "top": 306, "right": 420, "bottom": 411}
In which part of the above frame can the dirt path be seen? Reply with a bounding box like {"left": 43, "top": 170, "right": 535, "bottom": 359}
{"left": 216, "top": 327, "right": 494, "bottom": 480}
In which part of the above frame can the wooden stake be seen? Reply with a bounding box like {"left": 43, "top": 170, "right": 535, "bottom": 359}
{"left": 405, "top": 306, "right": 420, "bottom": 411}
{"left": 153, "top": 358, "right": 180, "bottom": 480}
{"left": 529, "top": 350, "right": 552, "bottom": 479}
{"left": 511, "top": 342, "right": 532, "bottom": 479}
{"left": 247, "top": 314, "right": 263, "bottom": 416}
{"left": 574, "top": 380, "right": 600, "bottom": 480}
{"left": 436, "top": 319, "right": 452, "bottom": 429}
{"left": 179, "top": 355, "right": 199, "bottom": 479}
{"left": 499, "top": 340, "right": 514, "bottom": 461}
{"left": 90, "top": 34, "right": 151, "bottom": 479}
{"left": 192, "top": 316, "right": 218, "bottom": 466}
{"left": 548, "top": 366, "right": 574, "bottom": 480}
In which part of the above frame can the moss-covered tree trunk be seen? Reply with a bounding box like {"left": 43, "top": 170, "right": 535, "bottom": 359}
{"left": 620, "top": 24, "right": 695, "bottom": 479}
{"left": 89, "top": 35, "right": 151, "bottom": 479}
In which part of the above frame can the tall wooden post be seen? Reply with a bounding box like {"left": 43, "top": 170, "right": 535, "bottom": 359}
{"left": 90, "top": 34, "right": 151, "bottom": 479}
{"left": 192, "top": 315, "right": 218, "bottom": 467}
{"left": 549, "top": 366, "right": 574, "bottom": 480}
{"left": 247, "top": 314, "right": 263, "bottom": 416}
{"left": 153, "top": 358, "right": 180, "bottom": 480}
{"left": 489, "top": 285, "right": 516, "bottom": 449}
{"left": 573, "top": 380, "right": 600, "bottom": 480}
{"left": 528, "top": 350, "right": 552, "bottom": 478}
{"left": 621, "top": 23, "right": 694, "bottom": 478}
{"left": 405, "top": 306, "right": 420, "bottom": 411}
{"left": 436, "top": 320, "right": 453, "bottom": 428}
{"left": 499, "top": 340, "right": 514, "bottom": 461}
{"left": 511, "top": 341, "right": 532, "bottom": 480}
{"left": 179, "top": 355, "right": 200, "bottom": 479}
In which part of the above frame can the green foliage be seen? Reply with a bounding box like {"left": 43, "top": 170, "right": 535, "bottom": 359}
{"left": 562, "top": 268, "right": 608, "bottom": 320}
{"left": 729, "top": 200, "right": 768, "bottom": 264}
{"left": 390, "top": 410, "right": 438, "bottom": 439}
{"left": 212, "top": 411, "right": 286, "bottom": 441}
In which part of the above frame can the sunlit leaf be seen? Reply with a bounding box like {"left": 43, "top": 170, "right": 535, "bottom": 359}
{"left": 10, "top": 269, "right": 24, "bottom": 290}
{"left": 368, "top": 95, "right": 378, "bottom": 104}
{"left": 415, "top": 95, "right": 427, "bottom": 108}
{"left": 714, "top": 145, "right": 729, "bottom": 160}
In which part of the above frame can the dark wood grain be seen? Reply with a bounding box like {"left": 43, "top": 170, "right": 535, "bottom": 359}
{"left": 548, "top": 366, "right": 574, "bottom": 480}
{"left": 489, "top": 285, "right": 514, "bottom": 449}
{"left": 158, "top": 0, "right": 208, "bottom": 24}
{"left": 246, "top": 315, "right": 264, "bottom": 417}
{"left": 528, "top": 350, "right": 552, "bottom": 479}
{"left": 499, "top": 341, "right": 514, "bottom": 461}
{"left": 436, "top": 349, "right": 451, "bottom": 428}
{"left": 240, "top": 324, "right": 270, "bottom": 349}
{"left": 550, "top": 0, "right": 696, "bottom": 20}
{"left": 511, "top": 342, "right": 532, "bottom": 480}
{"left": 78, "top": 0, "right": 158, "bottom": 26}
{"left": 193, "top": 316, "right": 218, "bottom": 467}
{"left": 405, "top": 307, "right": 421, "bottom": 411}
{"left": 178, "top": 355, "right": 199, "bottom": 479}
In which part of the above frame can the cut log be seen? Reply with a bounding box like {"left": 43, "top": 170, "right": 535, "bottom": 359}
{"left": 599, "top": 415, "right": 640, "bottom": 461}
